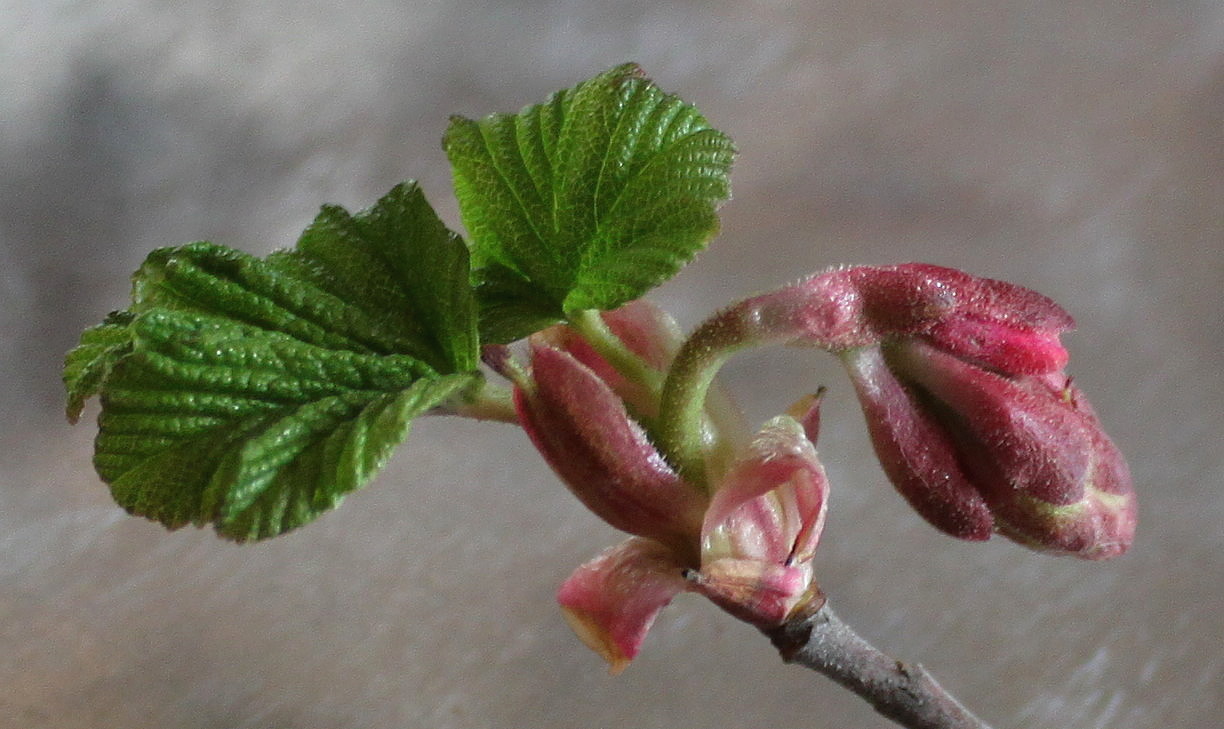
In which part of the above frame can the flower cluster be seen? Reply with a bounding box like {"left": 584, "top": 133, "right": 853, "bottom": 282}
{"left": 492, "top": 265, "right": 1135, "bottom": 671}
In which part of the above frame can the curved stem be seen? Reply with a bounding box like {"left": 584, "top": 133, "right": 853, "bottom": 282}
{"left": 763, "top": 602, "right": 993, "bottom": 729}
{"left": 657, "top": 294, "right": 810, "bottom": 485}
{"left": 656, "top": 318, "right": 744, "bottom": 486}
{"left": 571, "top": 307, "right": 749, "bottom": 484}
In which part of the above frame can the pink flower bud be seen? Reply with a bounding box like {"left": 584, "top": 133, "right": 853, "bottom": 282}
{"left": 716, "top": 261, "right": 1133, "bottom": 557}
{"left": 552, "top": 412, "right": 831, "bottom": 671}
{"left": 843, "top": 336, "right": 1136, "bottom": 559}
{"left": 524, "top": 347, "right": 831, "bottom": 667}
{"left": 843, "top": 346, "right": 996, "bottom": 540}
{"left": 889, "top": 340, "right": 1135, "bottom": 558}
{"left": 514, "top": 341, "right": 706, "bottom": 549}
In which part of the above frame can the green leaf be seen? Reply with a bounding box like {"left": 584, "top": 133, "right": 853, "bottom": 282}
{"left": 66, "top": 182, "right": 485, "bottom": 540}
{"left": 290, "top": 182, "right": 479, "bottom": 372}
{"left": 472, "top": 263, "right": 570, "bottom": 344}
{"left": 94, "top": 309, "right": 478, "bottom": 541}
{"left": 129, "top": 182, "right": 477, "bottom": 373}
{"left": 64, "top": 310, "right": 136, "bottom": 422}
{"left": 445, "top": 63, "right": 735, "bottom": 341}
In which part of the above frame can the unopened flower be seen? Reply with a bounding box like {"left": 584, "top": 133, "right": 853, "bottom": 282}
{"left": 514, "top": 339, "right": 705, "bottom": 550}
{"left": 828, "top": 267, "right": 1135, "bottom": 558}
{"left": 551, "top": 410, "right": 828, "bottom": 672}
{"left": 844, "top": 339, "right": 1135, "bottom": 559}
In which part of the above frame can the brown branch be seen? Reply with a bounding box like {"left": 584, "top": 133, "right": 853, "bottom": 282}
{"left": 762, "top": 602, "right": 994, "bottom": 729}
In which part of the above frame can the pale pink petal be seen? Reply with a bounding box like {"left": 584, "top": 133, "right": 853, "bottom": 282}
{"left": 701, "top": 416, "right": 829, "bottom": 567}
{"left": 556, "top": 538, "right": 689, "bottom": 674}
{"left": 690, "top": 558, "right": 818, "bottom": 626}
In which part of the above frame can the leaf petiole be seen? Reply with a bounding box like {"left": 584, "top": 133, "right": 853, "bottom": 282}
{"left": 433, "top": 378, "right": 519, "bottom": 424}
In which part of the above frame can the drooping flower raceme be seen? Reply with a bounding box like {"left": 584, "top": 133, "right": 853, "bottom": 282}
{"left": 673, "top": 263, "right": 1136, "bottom": 559}
{"left": 506, "top": 303, "right": 830, "bottom": 673}
{"left": 831, "top": 266, "right": 1135, "bottom": 559}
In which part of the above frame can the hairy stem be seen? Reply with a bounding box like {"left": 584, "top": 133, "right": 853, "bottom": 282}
{"left": 657, "top": 321, "right": 740, "bottom": 487}
{"left": 570, "top": 307, "right": 747, "bottom": 483}
{"left": 763, "top": 602, "right": 993, "bottom": 729}
{"left": 658, "top": 294, "right": 805, "bottom": 484}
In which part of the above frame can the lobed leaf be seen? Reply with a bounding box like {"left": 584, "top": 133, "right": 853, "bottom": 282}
{"left": 66, "top": 183, "right": 482, "bottom": 540}
{"left": 445, "top": 63, "right": 735, "bottom": 342}
{"left": 66, "top": 65, "right": 737, "bottom": 541}
{"left": 95, "top": 310, "right": 476, "bottom": 540}
{"left": 129, "top": 182, "right": 477, "bottom": 373}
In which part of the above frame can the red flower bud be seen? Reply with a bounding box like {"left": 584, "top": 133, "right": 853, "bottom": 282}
{"left": 889, "top": 340, "right": 1135, "bottom": 558}
{"left": 843, "top": 346, "right": 996, "bottom": 540}
{"left": 844, "top": 335, "right": 1136, "bottom": 559}
{"left": 717, "top": 262, "right": 1133, "bottom": 557}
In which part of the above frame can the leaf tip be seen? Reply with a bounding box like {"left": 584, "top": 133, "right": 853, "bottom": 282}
{"left": 609, "top": 61, "right": 645, "bottom": 80}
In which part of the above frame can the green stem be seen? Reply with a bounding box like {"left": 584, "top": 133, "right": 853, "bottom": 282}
{"left": 657, "top": 313, "right": 755, "bottom": 487}
{"left": 657, "top": 288, "right": 818, "bottom": 485}
{"left": 567, "top": 308, "right": 665, "bottom": 397}
{"left": 569, "top": 308, "right": 748, "bottom": 483}
{"left": 435, "top": 379, "right": 519, "bottom": 423}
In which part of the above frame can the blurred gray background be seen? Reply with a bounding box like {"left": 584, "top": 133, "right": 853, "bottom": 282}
{"left": 3, "top": 2, "right": 1222, "bottom": 727}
